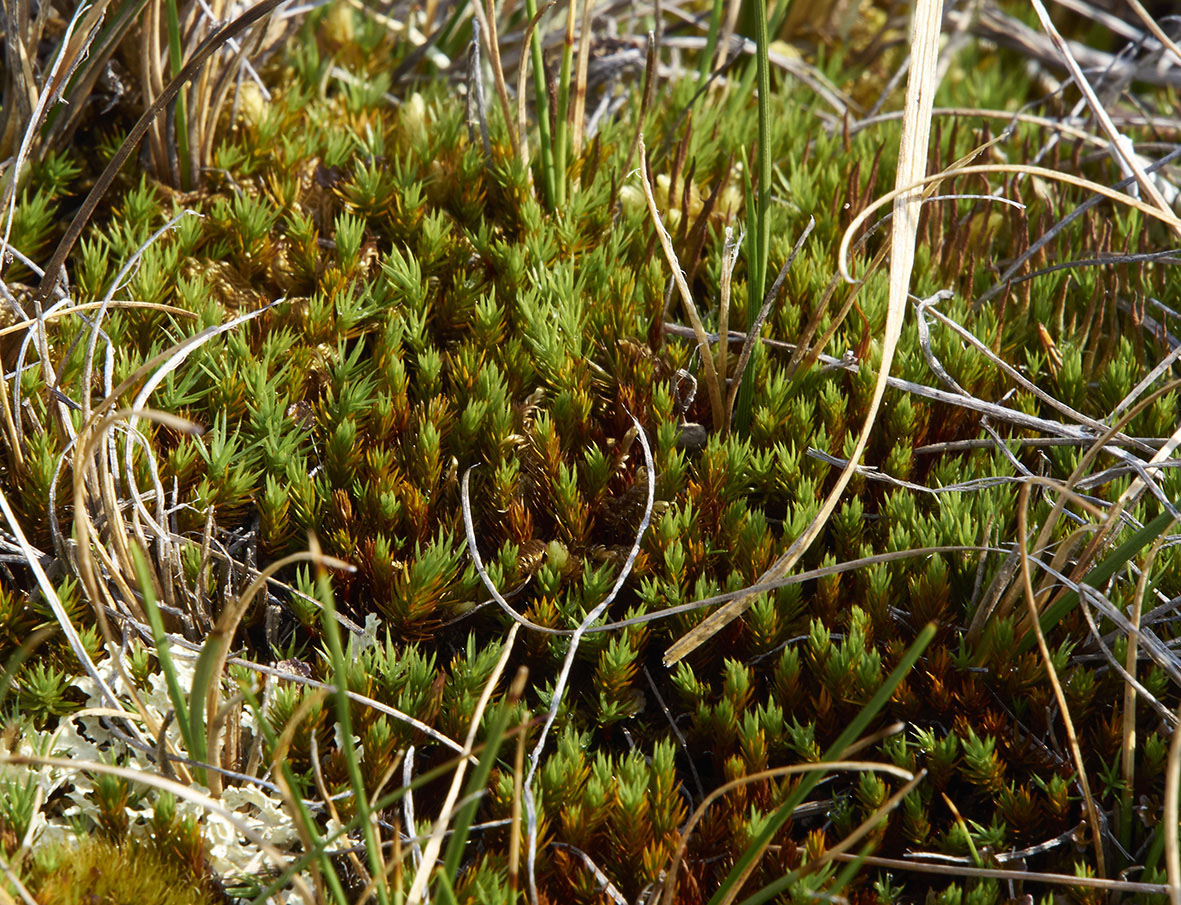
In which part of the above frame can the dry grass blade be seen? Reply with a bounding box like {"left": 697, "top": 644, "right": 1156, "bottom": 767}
{"left": 405, "top": 622, "right": 521, "bottom": 902}
{"left": 524, "top": 410, "right": 655, "bottom": 905}
{"left": 839, "top": 163, "right": 1181, "bottom": 285}
{"left": 803, "top": 769, "right": 927, "bottom": 878}
{"left": 471, "top": 0, "right": 517, "bottom": 157}
{"left": 663, "top": 0, "right": 946, "bottom": 666}
{"left": 268, "top": 686, "right": 334, "bottom": 905}
{"left": 1, "top": 0, "right": 101, "bottom": 249}
{"left": 515, "top": 1, "right": 557, "bottom": 173}
{"left": 1027, "top": 0, "right": 1179, "bottom": 233}
{"left": 828, "top": 852, "right": 1169, "bottom": 894}
{"left": 659, "top": 760, "right": 915, "bottom": 905}
{"left": 639, "top": 139, "right": 725, "bottom": 432}
{"left": 1126, "top": 0, "right": 1181, "bottom": 67}
{"left": 1169, "top": 690, "right": 1181, "bottom": 905}
{"left": 33, "top": 0, "right": 289, "bottom": 309}
{"left": 724, "top": 216, "right": 814, "bottom": 423}
{"left": 0, "top": 482, "right": 125, "bottom": 710}
{"left": 569, "top": 0, "right": 594, "bottom": 158}
{"left": 201, "top": 550, "right": 353, "bottom": 798}
{"left": 0, "top": 301, "right": 199, "bottom": 339}
{"left": 1015, "top": 482, "right": 1105, "bottom": 876}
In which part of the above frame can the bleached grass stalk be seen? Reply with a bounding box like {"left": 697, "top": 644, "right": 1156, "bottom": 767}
{"left": 1026, "top": 556, "right": 1181, "bottom": 728}
{"left": 521, "top": 545, "right": 982, "bottom": 637}
{"left": 82, "top": 209, "right": 201, "bottom": 421}
{"left": 724, "top": 217, "right": 814, "bottom": 423}
{"left": 1127, "top": 0, "right": 1181, "bottom": 68}
{"left": 916, "top": 293, "right": 1155, "bottom": 453}
{"left": 459, "top": 412, "right": 653, "bottom": 905}
{"left": 999, "top": 381, "right": 1181, "bottom": 643}
{"left": 62, "top": 303, "right": 281, "bottom": 642}
{"left": 0, "top": 483, "right": 125, "bottom": 711}
{"left": 638, "top": 140, "right": 725, "bottom": 432}
{"left": 402, "top": 746, "right": 422, "bottom": 878}
{"left": 714, "top": 225, "right": 742, "bottom": 394}
{"left": 665, "top": 0, "right": 946, "bottom": 665}
{"left": 71, "top": 407, "right": 201, "bottom": 751}
{"left": 1028, "top": 0, "right": 1180, "bottom": 233}
{"left": 987, "top": 379, "right": 1181, "bottom": 631}
{"left": 0, "top": 0, "right": 99, "bottom": 256}
{"left": 33, "top": 0, "right": 289, "bottom": 310}
{"left": 405, "top": 622, "right": 521, "bottom": 902}
{"left": 838, "top": 164, "right": 1181, "bottom": 284}
{"left": 232, "top": 659, "right": 470, "bottom": 755}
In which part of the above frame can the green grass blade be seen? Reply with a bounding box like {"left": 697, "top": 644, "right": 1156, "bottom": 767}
{"left": 439, "top": 696, "right": 517, "bottom": 882}
{"left": 0, "top": 625, "right": 55, "bottom": 713}
{"left": 164, "top": 0, "right": 191, "bottom": 187}
{"left": 825, "top": 843, "right": 875, "bottom": 901}
{"left": 186, "top": 633, "right": 222, "bottom": 781}
{"left": 317, "top": 567, "right": 391, "bottom": 905}
{"left": 238, "top": 681, "right": 350, "bottom": 905}
{"left": 434, "top": 868, "right": 460, "bottom": 905}
{"left": 524, "top": 0, "right": 557, "bottom": 207}
{"left": 1016, "top": 510, "right": 1175, "bottom": 654}
{"left": 129, "top": 543, "right": 198, "bottom": 768}
{"left": 706, "top": 622, "right": 937, "bottom": 905}
{"left": 733, "top": 0, "right": 771, "bottom": 435}
{"left": 551, "top": 0, "right": 574, "bottom": 209}
{"left": 695, "top": 0, "right": 726, "bottom": 92}
{"left": 247, "top": 713, "right": 512, "bottom": 904}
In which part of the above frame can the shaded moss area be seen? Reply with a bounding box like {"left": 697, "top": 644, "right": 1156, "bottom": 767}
{"left": 4, "top": 5, "right": 1181, "bottom": 901}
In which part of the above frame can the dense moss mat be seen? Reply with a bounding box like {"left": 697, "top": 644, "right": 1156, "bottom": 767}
{"left": 4, "top": 5, "right": 1181, "bottom": 901}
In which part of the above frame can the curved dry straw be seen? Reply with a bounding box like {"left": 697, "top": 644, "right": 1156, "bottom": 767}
{"left": 197, "top": 549, "right": 354, "bottom": 798}
{"left": 1015, "top": 480, "right": 1105, "bottom": 876}
{"left": 838, "top": 163, "right": 1181, "bottom": 285}
{"left": 658, "top": 760, "right": 917, "bottom": 905}
{"left": 462, "top": 410, "right": 655, "bottom": 905}
{"left": 33, "top": 0, "right": 289, "bottom": 309}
